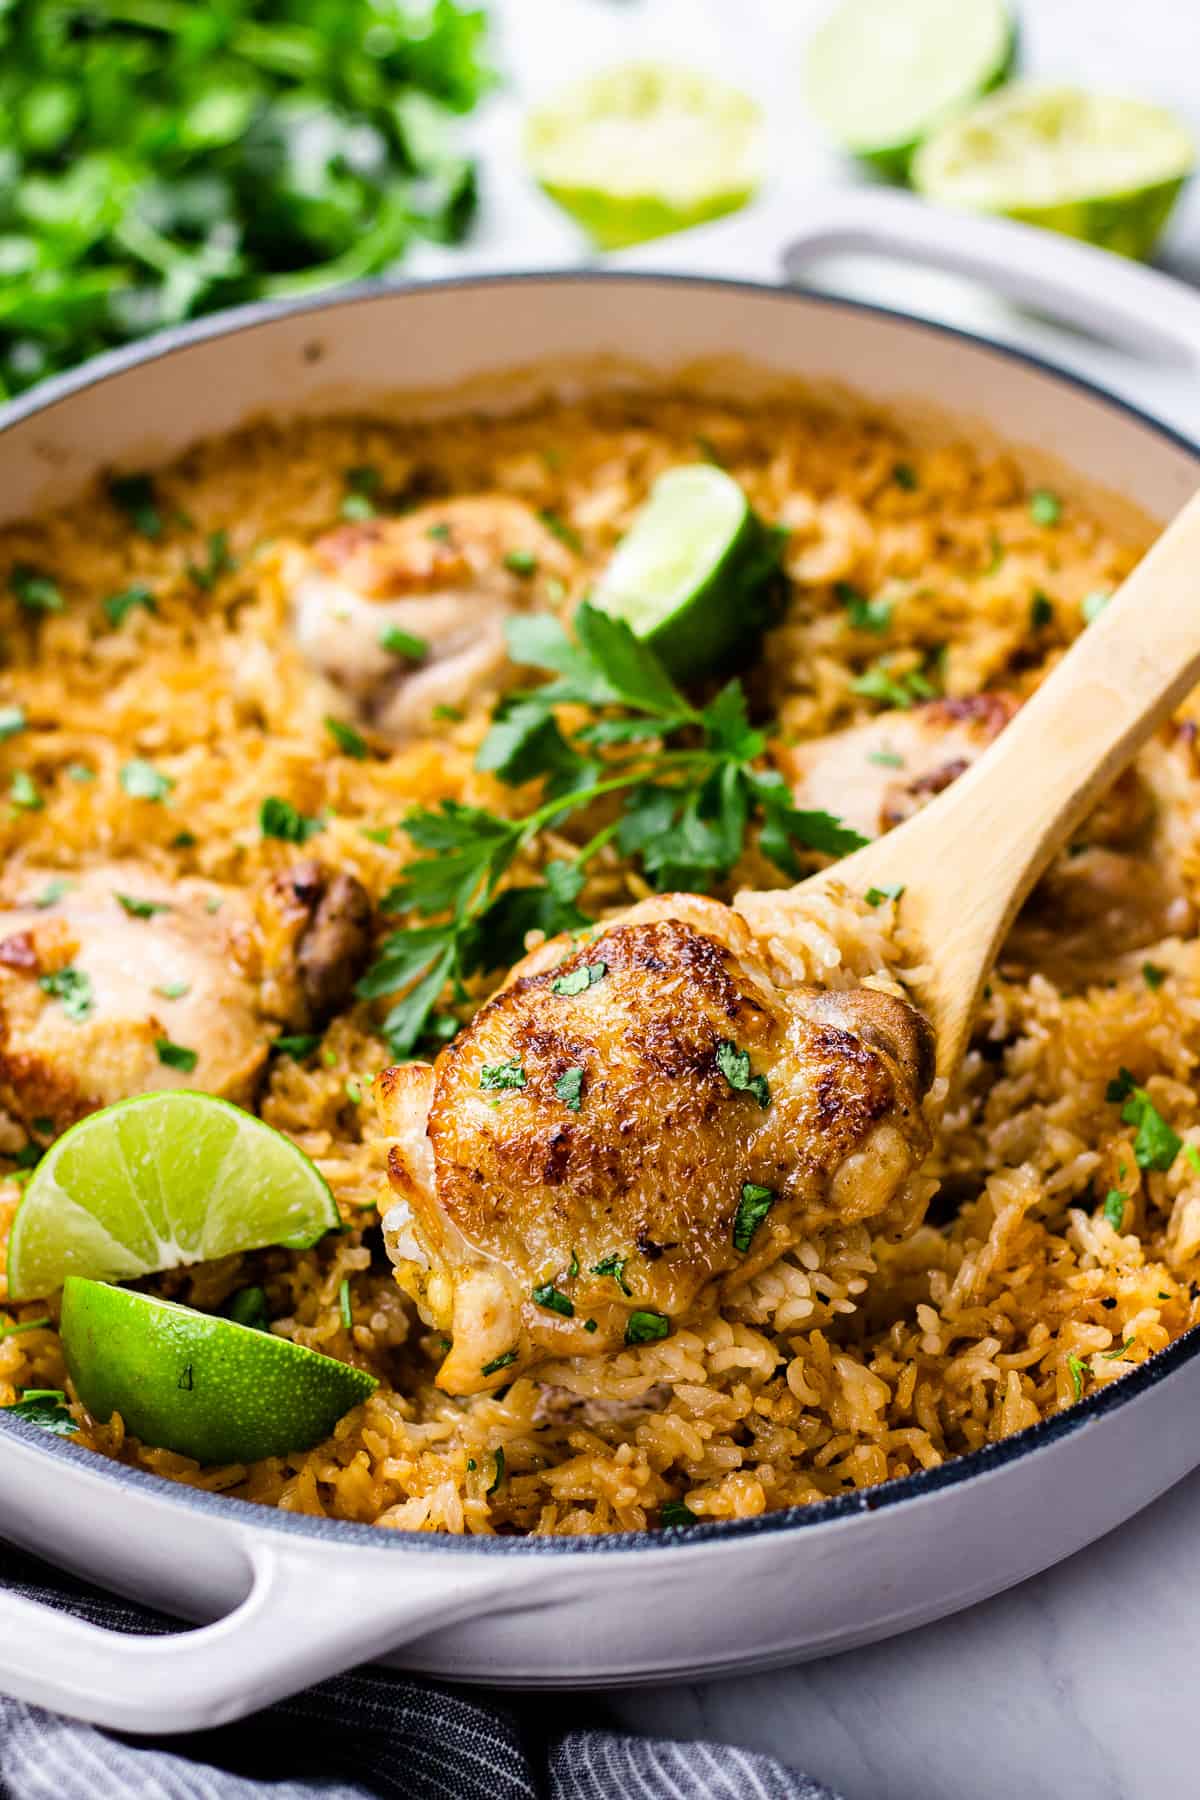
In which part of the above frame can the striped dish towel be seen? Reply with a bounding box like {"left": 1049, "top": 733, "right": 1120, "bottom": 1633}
{"left": 0, "top": 1544, "right": 843, "bottom": 1800}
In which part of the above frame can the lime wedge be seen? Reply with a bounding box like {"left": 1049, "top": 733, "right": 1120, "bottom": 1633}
{"left": 593, "top": 465, "right": 781, "bottom": 681}
{"left": 805, "top": 0, "right": 1016, "bottom": 179}
{"left": 913, "top": 86, "right": 1196, "bottom": 258}
{"left": 60, "top": 1277, "right": 376, "bottom": 1463}
{"left": 6, "top": 1092, "right": 339, "bottom": 1300}
{"left": 524, "top": 63, "right": 763, "bottom": 250}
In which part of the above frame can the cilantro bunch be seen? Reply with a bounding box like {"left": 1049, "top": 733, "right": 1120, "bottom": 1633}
{"left": 358, "top": 602, "right": 867, "bottom": 1057}
{"left": 0, "top": 0, "right": 491, "bottom": 395}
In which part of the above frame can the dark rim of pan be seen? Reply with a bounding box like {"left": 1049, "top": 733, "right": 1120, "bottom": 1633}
{"left": 1, "top": 268, "right": 1198, "bottom": 1555}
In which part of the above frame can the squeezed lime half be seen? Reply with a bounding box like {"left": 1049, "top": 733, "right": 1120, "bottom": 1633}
{"left": 913, "top": 85, "right": 1195, "bottom": 258}
{"left": 6, "top": 1091, "right": 339, "bottom": 1299}
{"left": 60, "top": 1277, "right": 376, "bottom": 1463}
{"left": 524, "top": 63, "right": 763, "bottom": 249}
{"left": 592, "top": 464, "right": 779, "bottom": 681}
{"left": 805, "top": 0, "right": 1016, "bottom": 179}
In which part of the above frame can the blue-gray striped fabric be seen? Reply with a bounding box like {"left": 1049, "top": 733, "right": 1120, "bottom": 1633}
{"left": 0, "top": 1545, "right": 843, "bottom": 1800}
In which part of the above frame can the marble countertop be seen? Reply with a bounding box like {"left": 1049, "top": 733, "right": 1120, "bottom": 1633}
{"left": 469, "top": 4, "right": 1200, "bottom": 1794}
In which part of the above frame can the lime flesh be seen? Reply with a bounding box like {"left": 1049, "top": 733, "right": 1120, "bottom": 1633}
{"left": 524, "top": 63, "right": 763, "bottom": 250}
{"left": 593, "top": 464, "right": 777, "bottom": 681}
{"left": 60, "top": 1277, "right": 376, "bottom": 1464}
{"left": 914, "top": 85, "right": 1196, "bottom": 258}
{"left": 805, "top": 0, "right": 1016, "bottom": 179}
{"left": 7, "top": 1091, "right": 339, "bottom": 1300}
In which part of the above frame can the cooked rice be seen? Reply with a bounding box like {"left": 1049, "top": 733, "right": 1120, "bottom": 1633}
{"left": 1, "top": 389, "right": 1197, "bottom": 1535}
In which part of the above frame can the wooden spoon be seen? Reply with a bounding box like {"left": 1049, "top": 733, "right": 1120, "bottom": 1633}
{"left": 749, "top": 488, "right": 1200, "bottom": 1087}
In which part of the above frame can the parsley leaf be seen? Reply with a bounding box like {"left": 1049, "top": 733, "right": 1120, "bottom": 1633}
{"left": 38, "top": 966, "right": 93, "bottom": 1021}
{"left": 592, "top": 1253, "right": 632, "bottom": 1296}
{"left": 156, "top": 1038, "right": 198, "bottom": 1072}
{"left": 10, "top": 565, "right": 62, "bottom": 613}
{"left": 865, "top": 883, "right": 905, "bottom": 907}
{"left": 260, "top": 796, "right": 323, "bottom": 843}
{"left": 3, "top": 1389, "right": 76, "bottom": 1435}
{"left": 661, "top": 1499, "right": 699, "bottom": 1527}
{"left": 114, "top": 892, "right": 171, "bottom": 919}
{"left": 1029, "top": 489, "right": 1062, "bottom": 526}
{"left": 1103, "top": 1189, "right": 1127, "bottom": 1230}
{"left": 1107, "top": 1069, "right": 1181, "bottom": 1171}
{"left": 480, "top": 1060, "right": 525, "bottom": 1092}
{"left": 532, "top": 1282, "right": 574, "bottom": 1317}
{"left": 715, "top": 1040, "right": 770, "bottom": 1109}
{"left": 9, "top": 770, "right": 41, "bottom": 811}
{"left": 104, "top": 585, "right": 157, "bottom": 628}
{"left": 733, "top": 1183, "right": 774, "bottom": 1253}
{"left": 555, "top": 1066, "right": 584, "bottom": 1110}
{"left": 120, "top": 759, "right": 173, "bottom": 801}
{"left": 0, "top": 705, "right": 25, "bottom": 741}
{"left": 325, "top": 717, "right": 368, "bottom": 760}
{"left": 108, "top": 473, "right": 161, "bottom": 538}
{"left": 837, "top": 582, "right": 892, "bottom": 634}
{"left": 188, "top": 530, "right": 235, "bottom": 591}
{"left": 379, "top": 625, "right": 429, "bottom": 661}
{"left": 625, "top": 1310, "right": 670, "bottom": 1345}
{"left": 553, "top": 961, "right": 607, "bottom": 996}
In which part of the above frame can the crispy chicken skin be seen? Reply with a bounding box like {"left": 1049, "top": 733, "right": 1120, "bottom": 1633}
{"left": 288, "top": 496, "right": 576, "bottom": 743}
{"left": 376, "top": 894, "right": 934, "bottom": 1396}
{"left": 0, "top": 862, "right": 266, "bottom": 1132}
{"left": 256, "top": 859, "right": 373, "bottom": 1030}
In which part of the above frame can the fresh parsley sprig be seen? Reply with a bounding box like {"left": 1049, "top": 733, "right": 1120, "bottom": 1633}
{"left": 357, "top": 602, "right": 866, "bottom": 1057}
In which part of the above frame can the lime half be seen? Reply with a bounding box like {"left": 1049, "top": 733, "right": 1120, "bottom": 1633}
{"left": 914, "top": 86, "right": 1196, "bottom": 258}
{"left": 592, "top": 464, "right": 780, "bottom": 681}
{"left": 7, "top": 1092, "right": 339, "bottom": 1300}
{"left": 805, "top": 0, "right": 1016, "bottom": 180}
{"left": 60, "top": 1278, "right": 376, "bottom": 1463}
{"left": 524, "top": 63, "right": 763, "bottom": 250}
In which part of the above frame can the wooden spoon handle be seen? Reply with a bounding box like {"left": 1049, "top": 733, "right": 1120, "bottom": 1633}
{"left": 837, "top": 485, "right": 1200, "bottom": 1078}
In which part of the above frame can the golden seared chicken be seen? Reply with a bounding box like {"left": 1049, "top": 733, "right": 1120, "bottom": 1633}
{"left": 256, "top": 859, "right": 373, "bottom": 1030}
{"left": 376, "top": 894, "right": 934, "bottom": 1396}
{"left": 287, "top": 497, "right": 577, "bottom": 743}
{"left": 0, "top": 862, "right": 265, "bottom": 1133}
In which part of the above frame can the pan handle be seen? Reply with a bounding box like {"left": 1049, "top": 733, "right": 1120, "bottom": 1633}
{"left": 0, "top": 1536, "right": 513, "bottom": 1733}
{"left": 610, "top": 185, "right": 1200, "bottom": 368}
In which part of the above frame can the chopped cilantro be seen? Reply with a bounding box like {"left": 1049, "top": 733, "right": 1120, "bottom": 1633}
{"left": 120, "top": 759, "right": 173, "bottom": 801}
{"left": 865, "top": 883, "right": 905, "bottom": 907}
{"left": 583, "top": 1317, "right": 598, "bottom": 1333}
{"left": 733, "top": 1183, "right": 775, "bottom": 1253}
{"left": 1142, "top": 962, "right": 1166, "bottom": 990}
{"left": 431, "top": 703, "right": 463, "bottom": 722}
{"left": 1102, "top": 1338, "right": 1136, "bottom": 1361}
{"left": 532, "top": 1282, "right": 574, "bottom": 1317}
{"left": 379, "top": 624, "right": 429, "bottom": 661}
{"left": 32, "top": 878, "right": 67, "bottom": 908}
{"left": 339, "top": 1278, "right": 353, "bottom": 1330}
{"left": 272, "top": 1033, "right": 322, "bottom": 1059}
{"left": 171, "top": 830, "right": 197, "bottom": 848}
{"left": 344, "top": 1077, "right": 363, "bottom": 1105}
{"left": 103, "top": 585, "right": 157, "bottom": 627}
{"left": 1107, "top": 1069, "right": 1181, "bottom": 1171}
{"left": 67, "top": 763, "right": 94, "bottom": 782}
{"left": 867, "top": 747, "right": 904, "bottom": 769}
{"left": 1186, "top": 1145, "right": 1200, "bottom": 1177}
{"left": 38, "top": 966, "right": 93, "bottom": 1021}
{"left": 984, "top": 531, "right": 1005, "bottom": 575}
{"left": 155, "top": 1038, "right": 198, "bottom": 1072}
{"left": 154, "top": 980, "right": 191, "bottom": 1000}
{"left": 661, "top": 1499, "right": 698, "bottom": 1527}
{"left": 625, "top": 1310, "right": 670, "bottom": 1345}
{"left": 114, "top": 892, "right": 171, "bottom": 919}
{"left": 480, "top": 1060, "right": 525, "bottom": 1092}
{"left": 426, "top": 522, "right": 451, "bottom": 542}
{"left": 1030, "top": 591, "right": 1054, "bottom": 631}
{"left": 892, "top": 462, "right": 919, "bottom": 491}
{"left": 1029, "top": 489, "right": 1062, "bottom": 527}
{"left": 592, "top": 1253, "right": 631, "bottom": 1296}
{"left": 107, "top": 473, "right": 161, "bottom": 538}
{"left": 553, "top": 961, "right": 607, "bottom": 997}
{"left": 325, "top": 717, "right": 368, "bottom": 760}
{"left": 226, "top": 1287, "right": 270, "bottom": 1333}
{"left": 852, "top": 658, "right": 937, "bottom": 710}
{"left": 1066, "top": 1354, "right": 1085, "bottom": 1401}
{"left": 715, "top": 1040, "right": 770, "bottom": 1109}
{"left": 9, "top": 770, "right": 41, "bottom": 810}
{"left": 188, "top": 529, "right": 235, "bottom": 591}
{"left": 488, "top": 1446, "right": 506, "bottom": 1493}
{"left": 555, "top": 1067, "right": 584, "bottom": 1111}
{"left": 9, "top": 565, "right": 63, "bottom": 613}
{"left": 504, "top": 549, "right": 538, "bottom": 577}
{"left": 1103, "top": 1189, "right": 1127, "bottom": 1230}
{"left": 0, "top": 705, "right": 25, "bottom": 740}
{"left": 538, "top": 509, "right": 582, "bottom": 552}
{"left": 341, "top": 466, "right": 380, "bottom": 520}
{"left": 837, "top": 581, "right": 892, "bottom": 634}
{"left": 260, "top": 796, "right": 322, "bottom": 843}
{"left": 481, "top": 1349, "right": 518, "bottom": 1378}
{"left": 3, "top": 1389, "right": 76, "bottom": 1435}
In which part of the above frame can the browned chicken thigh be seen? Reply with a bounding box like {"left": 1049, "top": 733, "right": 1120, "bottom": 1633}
{"left": 377, "top": 894, "right": 933, "bottom": 1395}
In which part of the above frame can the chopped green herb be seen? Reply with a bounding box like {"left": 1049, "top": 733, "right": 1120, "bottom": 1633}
{"left": 120, "top": 759, "right": 173, "bottom": 802}
{"left": 867, "top": 747, "right": 905, "bottom": 769}
{"left": 1142, "top": 962, "right": 1167, "bottom": 990}
{"left": 361, "top": 826, "right": 392, "bottom": 845}
{"left": 480, "top": 1060, "right": 526, "bottom": 1092}
{"left": 984, "top": 530, "right": 1005, "bottom": 575}
{"left": 892, "top": 462, "right": 919, "bottom": 492}
{"left": 661, "top": 1499, "right": 698, "bottom": 1527}
{"left": 538, "top": 509, "right": 582, "bottom": 553}
{"left": 1103, "top": 1338, "right": 1136, "bottom": 1360}
{"left": 837, "top": 581, "right": 892, "bottom": 634}
{"left": 67, "top": 763, "right": 95, "bottom": 783}
{"left": 431, "top": 703, "right": 463, "bottom": 722}
{"left": 339, "top": 1279, "right": 353, "bottom": 1329}
{"left": 1030, "top": 591, "right": 1054, "bottom": 631}
{"left": 852, "top": 658, "right": 937, "bottom": 709}
{"left": 567, "top": 1250, "right": 579, "bottom": 1278}
{"left": 426, "top": 522, "right": 452, "bottom": 542}
{"left": 155, "top": 1038, "right": 198, "bottom": 1073}
{"left": 272, "top": 1033, "right": 322, "bottom": 1059}
{"left": 38, "top": 966, "right": 92, "bottom": 1021}
{"left": 532, "top": 1282, "right": 575, "bottom": 1317}
{"left": 341, "top": 466, "right": 380, "bottom": 521}
{"left": 3, "top": 1389, "right": 76, "bottom": 1435}
{"left": 466, "top": 1457, "right": 477, "bottom": 1471}
{"left": 1103, "top": 1189, "right": 1127, "bottom": 1231}
{"left": 592, "top": 1253, "right": 632, "bottom": 1296}
{"left": 715, "top": 1040, "right": 770, "bottom": 1109}
{"left": 1067, "top": 1354, "right": 1085, "bottom": 1401}
{"left": 865, "top": 883, "right": 905, "bottom": 907}
{"left": 481, "top": 1349, "right": 519, "bottom": 1378}
{"left": 188, "top": 529, "right": 235, "bottom": 591}
{"left": 325, "top": 717, "right": 368, "bottom": 760}
{"left": 10, "top": 565, "right": 63, "bottom": 613}
{"left": 0, "top": 1316, "right": 50, "bottom": 1341}
{"left": 1106, "top": 1069, "right": 1181, "bottom": 1171}
{"left": 154, "top": 980, "right": 191, "bottom": 1001}
{"left": 1186, "top": 1145, "right": 1200, "bottom": 1177}
{"left": 227, "top": 1286, "right": 270, "bottom": 1333}
{"left": 488, "top": 1446, "right": 506, "bottom": 1493}
{"left": 114, "top": 892, "right": 172, "bottom": 919}
{"left": 103, "top": 585, "right": 157, "bottom": 628}
{"left": 555, "top": 1066, "right": 585, "bottom": 1111}
{"left": 1082, "top": 590, "right": 1112, "bottom": 624}
{"left": 344, "top": 1077, "right": 363, "bottom": 1105}
{"left": 0, "top": 705, "right": 25, "bottom": 741}
{"left": 625, "top": 1309, "right": 670, "bottom": 1345}
{"left": 9, "top": 770, "right": 41, "bottom": 811}
{"left": 32, "top": 879, "right": 67, "bottom": 908}
{"left": 108, "top": 473, "right": 162, "bottom": 538}
{"left": 583, "top": 1317, "right": 598, "bottom": 1333}
{"left": 260, "top": 796, "right": 323, "bottom": 843}
{"left": 379, "top": 625, "right": 429, "bottom": 661}
{"left": 733, "top": 1183, "right": 775, "bottom": 1253}
{"left": 552, "top": 961, "right": 607, "bottom": 997}
{"left": 171, "top": 831, "right": 197, "bottom": 849}
{"left": 1029, "top": 489, "right": 1062, "bottom": 527}
{"left": 30, "top": 1117, "right": 53, "bottom": 1137}
{"left": 205, "top": 896, "right": 222, "bottom": 914}
{"left": 504, "top": 549, "right": 538, "bottom": 577}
